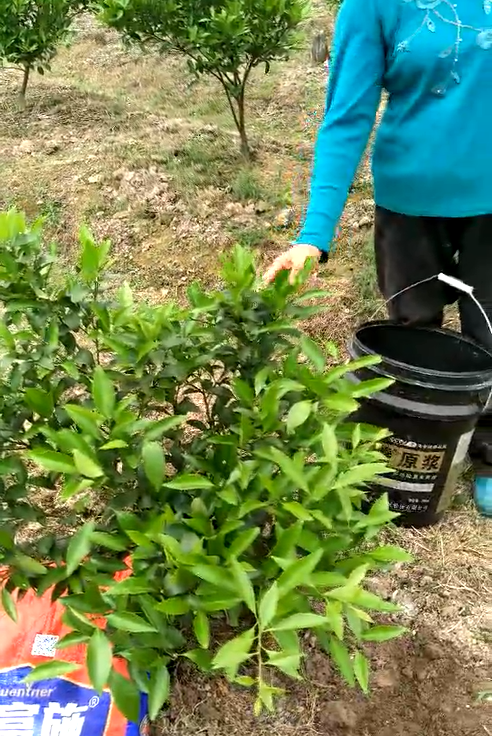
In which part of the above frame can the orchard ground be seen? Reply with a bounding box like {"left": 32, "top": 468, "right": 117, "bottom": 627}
{"left": 0, "top": 8, "right": 490, "bottom": 736}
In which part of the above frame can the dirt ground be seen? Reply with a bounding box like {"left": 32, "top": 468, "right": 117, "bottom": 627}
{"left": 155, "top": 505, "right": 492, "bottom": 736}
{"left": 0, "top": 7, "right": 490, "bottom": 735}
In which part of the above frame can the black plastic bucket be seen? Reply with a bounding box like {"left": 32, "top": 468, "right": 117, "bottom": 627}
{"left": 348, "top": 321, "right": 492, "bottom": 527}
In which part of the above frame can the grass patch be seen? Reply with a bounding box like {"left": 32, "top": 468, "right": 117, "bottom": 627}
{"left": 230, "top": 168, "right": 266, "bottom": 202}
{"left": 228, "top": 223, "right": 271, "bottom": 249}
{"left": 161, "top": 133, "right": 240, "bottom": 193}
{"left": 351, "top": 232, "right": 382, "bottom": 321}
{"left": 38, "top": 196, "right": 64, "bottom": 228}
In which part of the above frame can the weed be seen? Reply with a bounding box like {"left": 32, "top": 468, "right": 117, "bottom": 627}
{"left": 231, "top": 167, "right": 265, "bottom": 202}
{"left": 39, "top": 196, "right": 64, "bottom": 227}
{"left": 352, "top": 233, "right": 382, "bottom": 321}
{"left": 228, "top": 224, "right": 271, "bottom": 249}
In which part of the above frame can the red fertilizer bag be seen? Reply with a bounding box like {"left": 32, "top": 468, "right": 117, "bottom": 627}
{"left": 0, "top": 586, "right": 149, "bottom": 736}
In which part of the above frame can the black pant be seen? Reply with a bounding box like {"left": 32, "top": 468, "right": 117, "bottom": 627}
{"left": 374, "top": 207, "right": 492, "bottom": 465}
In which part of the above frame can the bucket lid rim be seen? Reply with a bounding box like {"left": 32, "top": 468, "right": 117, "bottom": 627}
{"left": 353, "top": 322, "right": 492, "bottom": 384}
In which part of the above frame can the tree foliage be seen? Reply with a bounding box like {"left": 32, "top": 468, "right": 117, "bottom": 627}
{"left": 0, "top": 209, "right": 410, "bottom": 719}
{"left": 99, "top": 0, "right": 308, "bottom": 159}
{"left": 0, "top": 0, "right": 91, "bottom": 103}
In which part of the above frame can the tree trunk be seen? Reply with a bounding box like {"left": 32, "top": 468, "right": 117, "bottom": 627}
{"left": 218, "top": 74, "right": 252, "bottom": 160}
{"left": 236, "top": 92, "right": 251, "bottom": 161}
{"left": 19, "top": 66, "right": 30, "bottom": 109}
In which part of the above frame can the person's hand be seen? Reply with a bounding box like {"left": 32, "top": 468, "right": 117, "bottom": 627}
{"left": 263, "top": 244, "right": 322, "bottom": 284}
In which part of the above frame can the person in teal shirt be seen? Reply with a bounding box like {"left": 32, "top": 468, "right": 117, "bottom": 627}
{"left": 265, "top": 0, "right": 492, "bottom": 516}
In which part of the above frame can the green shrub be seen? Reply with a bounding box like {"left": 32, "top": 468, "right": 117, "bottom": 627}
{"left": 0, "top": 209, "right": 409, "bottom": 720}
{"left": 0, "top": 0, "right": 91, "bottom": 104}
{"left": 99, "top": 0, "right": 308, "bottom": 159}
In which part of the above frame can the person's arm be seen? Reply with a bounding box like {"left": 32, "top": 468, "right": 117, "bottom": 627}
{"left": 296, "top": 0, "right": 385, "bottom": 253}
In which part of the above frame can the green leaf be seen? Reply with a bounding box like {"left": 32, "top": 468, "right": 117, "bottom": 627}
{"left": 326, "top": 585, "right": 358, "bottom": 604}
{"left": 235, "top": 675, "right": 255, "bottom": 687}
{"left": 273, "top": 629, "right": 300, "bottom": 655}
{"left": 352, "top": 424, "right": 362, "bottom": 449}
{"left": 353, "top": 651, "right": 369, "bottom": 693}
{"left": 65, "top": 405, "right": 104, "bottom": 439}
{"left": 25, "top": 388, "right": 54, "bottom": 417}
{"left": 367, "top": 493, "right": 399, "bottom": 524}
{"left": 1, "top": 587, "right": 17, "bottom": 623}
{"left": 100, "top": 439, "right": 128, "bottom": 450}
{"left": 92, "top": 366, "right": 116, "bottom": 418}
{"left": 212, "top": 627, "right": 255, "bottom": 670}
{"left": 277, "top": 550, "right": 322, "bottom": 595}
{"left": 108, "top": 669, "right": 140, "bottom": 723}
{"left": 107, "top": 612, "right": 158, "bottom": 634}
{"left": 91, "top": 531, "right": 127, "bottom": 552}
{"left": 324, "top": 394, "right": 359, "bottom": 413}
{"left": 266, "top": 650, "right": 302, "bottom": 679}
{"left": 230, "top": 559, "right": 256, "bottom": 614}
{"left": 73, "top": 450, "right": 104, "bottom": 479}
{"left": 334, "top": 463, "right": 390, "bottom": 489}
{"left": 183, "top": 649, "right": 213, "bottom": 671}
{"left": 269, "top": 522, "right": 302, "bottom": 561}
{"left": 107, "top": 578, "right": 153, "bottom": 595}
{"left": 193, "top": 611, "right": 210, "bottom": 649}
{"left": 257, "top": 681, "right": 285, "bottom": 713}
{"left": 164, "top": 475, "right": 213, "bottom": 491}
{"left": 66, "top": 522, "right": 96, "bottom": 576}
{"left": 155, "top": 598, "right": 190, "bottom": 615}
{"left": 310, "top": 509, "right": 333, "bottom": 529}
{"left": 259, "top": 582, "right": 279, "bottom": 629}
{"left": 352, "top": 589, "right": 400, "bottom": 613}
{"left": 369, "top": 545, "right": 413, "bottom": 563}
{"left": 282, "top": 501, "right": 312, "bottom": 521}
{"left": 286, "top": 401, "right": 312, "bottom": 433}
{"left": 268, "top": 447, "right": 309, "bottom": 492}
{"left": 300, "top": 335, "right": 326, "bottom": 371}
{"left": 61, "top": 478, "right": 93, "bottom": 500}
{"left": 345, "top": 606, "right": 365, "bottom": 639}
{"left": 62, "top": 608, "right": 97, "bottom": 635}
{"left": 228, "top": 527, "right": 260, "bottom": 558}
{"left": 192, "top": 565, "right": 236, "bottom": 591}
{"left": 142, "top": 441, "right": 165, "bottom": 491}
{"left": 350, "top": 377, "right": 394, "bottom": 398}
{"left": 23, "top": 661, "right": 79, "bottom": 683}
{"left": 148, "top": 664, "right": 171, "bottom": 721}
{"left": 144, "top": 416, "right": 185, "bottom": 441}
{"left": 347, "top": 564, "right": 370, "bottom": 587}
{"left": 328, "top": 637, "right": 355, "bottom": 687}
{"left": 321, "top": 423, "right": 338, "bottom": 461}
{"left": 361, "top": 625, "right": 407, "bottom": 642}
{"left": 56, "top": 632, "right": 91, "bottom": 650}
{"left": 325, "top": 601, "right": 344, "bottom": 640}
{"left": 87, "top": 629, "right": 112, "bottom": 693}
{"left": 28, "top": 449, "right": 75, "bottom": 475}
{"left": 272, "top": 613, "right": 327, "bottom": 631}
{"left": 14, "top": 553, "right": 47, "bottom": 576}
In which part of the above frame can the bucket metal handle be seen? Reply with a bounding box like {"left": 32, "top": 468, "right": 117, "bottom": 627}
{"left": 371, "top": 272, "right": 492, "bottom": 342}
{"left": 370, "top": 272, "right": 492, "bottom": 409}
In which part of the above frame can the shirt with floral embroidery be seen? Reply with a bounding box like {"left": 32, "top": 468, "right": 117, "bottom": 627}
{"left": 297, "top": 0, "right": 492, "bottom": 252}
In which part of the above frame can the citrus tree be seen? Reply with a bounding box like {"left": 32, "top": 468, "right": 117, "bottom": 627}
{"left": 0, "top": 209, "right": 410, "bottom": 720}
{"left": 99, "top": 0, "right": 308, "bottom": 159}
{"left": 0, "top": 0, "right": 92, "bottom": 105}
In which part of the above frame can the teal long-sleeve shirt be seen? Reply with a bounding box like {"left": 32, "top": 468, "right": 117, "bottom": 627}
{"left": 297, "top": 0, "right": 492, "bottom": 253}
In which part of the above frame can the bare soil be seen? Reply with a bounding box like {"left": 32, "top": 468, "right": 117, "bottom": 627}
{"left": 0, "top": 7, "right": 490, "bottom": 735}
{"left": 158, "top": 629, "right": 490, "bottom": 736}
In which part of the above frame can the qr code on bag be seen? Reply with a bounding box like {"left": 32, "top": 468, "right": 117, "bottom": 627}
{"left": 31, "top": 634, "right": 59, "bottom": 657}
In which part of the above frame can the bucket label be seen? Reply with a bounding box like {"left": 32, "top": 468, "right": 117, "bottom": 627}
{"left": 0, "top": 666, "right": 112, "bottom": 735}
{"left": 379, "top": 437, "right": 446, "bottom": 483}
